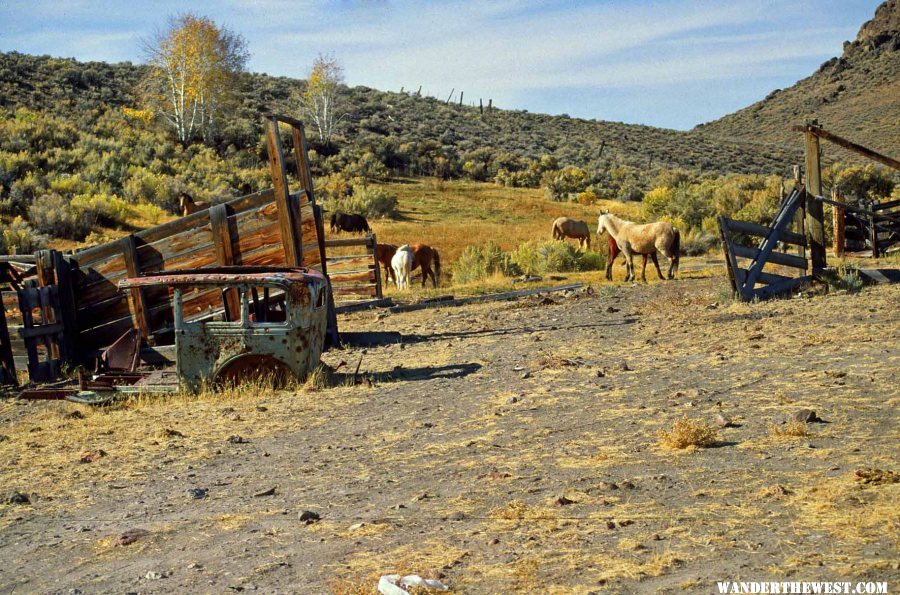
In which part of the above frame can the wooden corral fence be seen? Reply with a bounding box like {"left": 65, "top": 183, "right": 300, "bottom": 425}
{"left": 0, "top": 114, "right": 365, "bottom": 385}
{"left": 324, "top": 235, "right": 383, "bottom": 302}
{"left": 719, "top": 187, "right": 812, "bottom": 301}
{"left": 792, "top": 121, "right": 900, "bottom": 259}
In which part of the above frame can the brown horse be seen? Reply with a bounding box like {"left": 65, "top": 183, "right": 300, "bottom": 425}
{"left": 551, "top": 217, "right": 591, "bottom": 250}
{"left": 376, "top": 243, "right": 398, "bottom": 286}
{"left": 179, "top": 192, "right": 209, "bottom": 216}
{"left": 605, "top": 234, "right": 650, "bottom": 282}
{"left": 410, "top": 243, "right": 441, "bottom": 288}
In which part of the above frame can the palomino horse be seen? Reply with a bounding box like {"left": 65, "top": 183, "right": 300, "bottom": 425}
{"left": 376, "top": 243, "right": 398, "bottom": 286}
{"left": 391, "top": 245, "right": 413, "bottom": 289}
{"left": 410, "top": 243, "right": 441, "bottom": 288}
{"left": 597, "top": 211, "right": 679, "bottom": 282}
{"left": 179, "top": 192, "right": 209, "bottom": 216}
{"left": 551, "top": 217, "right": 591, "bottom": 250}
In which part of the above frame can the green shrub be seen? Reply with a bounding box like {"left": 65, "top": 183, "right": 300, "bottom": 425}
{"left": 451, "top": 241, "right": 518, "bottom": 284}
{"left": 71, "top": 193, "right": 130, "bottom": 227}
{"left": 324, "top": 185, "right": 399, "bottom": 219}
{"left": 822, "top": 263, "right": 864, "bottom": 294}
{"left": 679, "top": 228, "right": 718, "bottom": 256}
{"left": 29, "top": 193, "right": 93, "bottom": 239}
{"left": 511, "top": 240, "right": 604, "bottom": 275}
{"left": 0, "top": 216, "right": 47, "bottom": 253}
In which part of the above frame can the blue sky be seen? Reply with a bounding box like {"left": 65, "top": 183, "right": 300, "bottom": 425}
{"left": 0, "top": 0, "right": 882, "bottom": 129}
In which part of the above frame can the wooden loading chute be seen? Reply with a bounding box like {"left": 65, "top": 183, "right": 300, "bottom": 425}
{"left": 0, "top": 115, "right": 380, "bottom": 385}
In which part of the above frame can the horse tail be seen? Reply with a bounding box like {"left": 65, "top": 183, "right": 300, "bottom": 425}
{"left": 672, "top": 228, "right": 681, "bottom": 276}
{"left": 433, "top": 249, "right": 441, "bottom": 283}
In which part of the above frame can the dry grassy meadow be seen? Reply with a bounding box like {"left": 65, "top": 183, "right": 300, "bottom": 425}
{"left": 1, "top": 179, "right": 898, "bottom": 593}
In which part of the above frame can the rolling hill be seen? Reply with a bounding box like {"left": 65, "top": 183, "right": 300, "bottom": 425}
{"left": 697, "top": 0, "right": 900, "bottom": 163}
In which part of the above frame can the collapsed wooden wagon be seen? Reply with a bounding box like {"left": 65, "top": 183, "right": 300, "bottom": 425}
{"left": 0, "top": 115, "right": 383, "bottom": 392}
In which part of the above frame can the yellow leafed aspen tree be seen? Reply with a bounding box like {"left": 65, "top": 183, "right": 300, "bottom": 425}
{"left": 142, "top": 14, "right": 249, "bottom": 145}
{"left": 298, "top": 54, "right": 345, "bottom": 146}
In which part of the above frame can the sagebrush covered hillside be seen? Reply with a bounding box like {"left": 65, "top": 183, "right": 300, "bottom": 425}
{"left": 697, "top": 0, "right": 900, "bottom": 161}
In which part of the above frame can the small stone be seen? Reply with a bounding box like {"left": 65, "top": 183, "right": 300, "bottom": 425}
{"left": 448, "top": 511, "right": 466, "bottom": 521}
{"left": 0, "top": 435, "right": 9, "bottom": 443}
{"left": 187, "top": 562, "right": 203, "bottom": 570}
{"left": 618, "top": 361, "right": 631, "bottom": 372}
{"left": 606, "top": 521, "right": 617, "bottom": 530}
{"left": 792, "top": 409, "right": 820, "bottom": 423}
{"left": 619, "top": 481, "right": 635, "bottom": 490}
{"left": 488, "top": 538, "right": 500, "bottom": 545}
{"left": 652, "top": 534, "right": 663, "bottom": 541}
{"left": 521, "top": 372, "right": 532, "bottom": 379}
{"left": 595, "top": 369, "right": 605, "bottom": 378}
{"left": 298, "top": 510, "right": 320, "bottom": 524}
{"left": 253, "top": 487, "right": 276, "bottom": 497}
{"left": 4, "top": 491, "right": 30, "bottom": 505}
{"left": 714, "top": 413, "right": 732, "bottom": 428}
{"left": 66, "top": 411, "right": 85, "bottom": 420}
{"left": 256, "top": 405, "right": 268, "bottom": 412}
{"left": 618, "top": 519, "right": 634, "bottom": 527}
{"left": 187, "top": 488, "right": 208, "bottom": 500}
{"left": 506, "top": 396, "right": 518, "bottom": 405}
{"left": 227, "top": 435, "right": 247, "bottom": 444}
{"left": 552, "top": 496, "right": 576, "bottom": 506}
{"left": 79, "top": 449, "right": 107, "bottom": 464}
{"left": 596, "top": 481, "right": 618, "bottom": 491}
{"left": 114, "top": 528, "right": 150, "bottom": 546}
{"left": 348, "top": 522, "right": 366, "bottom": 531}
{"left": 161, "top": 428, "right": 184, "bottom": 438}
{"left": 144, "top": 571, "right": 163, "bottom": 580}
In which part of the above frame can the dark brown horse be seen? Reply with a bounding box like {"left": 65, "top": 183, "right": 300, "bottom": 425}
{"left": 410, "top": 243, "right": 441, "bottom": 288}
{"left": 179, "top": 192, "right": 209, "bottom": 216}
{"left": 376, "top": 243, "right": 398, "bottom": 286}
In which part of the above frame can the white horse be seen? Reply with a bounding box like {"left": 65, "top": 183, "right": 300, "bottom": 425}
{"left": 597, "top": 211, "right": 680, "bottom": 282}
{"left": 391, "top": 244, "right": 413, "bottom": 289}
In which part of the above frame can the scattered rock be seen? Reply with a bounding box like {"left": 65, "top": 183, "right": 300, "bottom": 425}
{"left": 760, "top": 485, "right": 794, "bottom": 498}
{"left": 595, "top": 481, "right": 619, "bottom": 491}
{"left": 4, "top": 491, "right": 30, "bottom": 505}
{"left": 705, "top": 302, "right": 719, "bottom": 310}
{"left": 652, "top": 534, "right": 663, "bottom": 541}
{"left": 618, "top": 361, "right": 631, "bottom": 372}
{"left": 227, "top": 435, "right": 247, "bottom": 444}
{"left": 619, "top": 481, "right": 635, "bottom": 490}
{"left": 595, "top": 369, "right": 605, "bottom": 378}
{"left": 448, "top": 511, "right": 466, "bottom": 521}
{"left": 161, "top": 428, "right": 185, "bottom": 438}
{"left": 187, "top": 562, "right": 203, "bottom": 570}
{"left": 253, "top": 487, "right": 276, "bottom": 497}
{"left": 0, "top": 435, "right": 8, "bottom": 443}
{"left": 79, "top": 449, "right": 107, "bottom": 464}
{"left": 298, "top": 510, "right": 320, "bottom": 524}
{"left": 348, "top": 522, "right": 366, "bottom": 531}
{"left": 618, "top": 519, "right": 634, "bottom": 527}
{"left": 186, "top": 488, "right": 208, "bottom": 500}
{"left": 747, "top": 332, "right": 765, "bottom": 341}
{"left": 606, "top": 521, "right": 617, "bottom": 530}
{"left": 825, "top": 370, "right": 847, "bottom": 378}
{"left": 488, "top": 538, "right": 500, "bottom": 545}
{"left": 791, "top": 409, "right": 822, "bottom": 423}
{"left": 551, "top": 496, "right": 576, "bottom": 506}
{"left": 114, "top": 528, "right": 150, "bottom": 547}
{"left": 521, "top": 372, "right": 532, "bottom": 379}
{"left": 66, "top": 410, "right": 85, "bottom": 420}
{"left": 605, "top": 306, "right": 620, "bottom": 313}
{"left": 714, "top": 413, "right": 732, "bottom": 428}
{"left": 144, "top": 571, "right": 164, "bottom": 580}
{"left": 506, "top": 396, "right": 519, "bottom": 405}
{"left": 256, "top": 405, "right": 268, "bottom": 412}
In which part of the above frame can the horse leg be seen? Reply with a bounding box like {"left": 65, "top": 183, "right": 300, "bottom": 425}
{"left": 623, "top": 249, "right": 634, "bottom": 282}
{"left": 640, "top": 254, "right": 648, "bottom": 283}
{"left": 651, "top": 252, "right": 665, "bottom": 280}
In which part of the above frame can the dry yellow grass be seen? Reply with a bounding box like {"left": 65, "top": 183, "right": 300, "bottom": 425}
{"left": 657, "top": 416, "right": 718, "bottom": 449}
{"left": 769, "top": 420, "right": 809, "bottom": 438}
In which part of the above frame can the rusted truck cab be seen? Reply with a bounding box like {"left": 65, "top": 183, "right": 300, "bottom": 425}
{"left": 120, "top": 267, "right": 327, "bottom": 392}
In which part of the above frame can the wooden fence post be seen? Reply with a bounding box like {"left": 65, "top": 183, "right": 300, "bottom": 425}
{"left": 265, "top": 118, "right": 303, "bottom": 267}
{"left": 869, "top": 211, "right": 880, "bottom": 258}
{"left": 832, "top": 188, "right": 845, "bottom": 257}
{"left": 803, "top": 126, "right": 827, "bottom": 273}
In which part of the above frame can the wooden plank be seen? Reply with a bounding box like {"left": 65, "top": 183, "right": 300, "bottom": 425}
{"left": 832, "top": 190, "right": 845, "bottom": 257}
{"left": 732, "top": 244, "right": 808, "bottom": 269}
{"left": 52, "top": 250, "right": 78, "bottom": 361}
{"left": 333, "top": 298, "right": 394, "bottom": 314}
{"left": 370, "top": 234, "right": 383, "bottom": 299}
{"left": 0, "top": 288, "right": 16, "bottom": 385}
{"left": 751, "top": 275, "right": 810, "bottom": 300}
{"left": 292, "top": 124, "right": 316, "bottom": 204}
{"left": 209, "top": 203, "right": 240, "bottom": 321}
{"left": 793, "top": 124, "right": 900, "bottom": 171}
{"left": 265, "top": 118, "right": 301, "bottom": 267}
{"left": 742, "top": 189, "right": 803, "bottom": 290}
{"left": 723, "top": 218, "right": 806, "bottom": 246}
{"left": 389, "top": 283, "right": 584, "bottom": 313}
{"left": 325, "top": 237, "right": 376, "bottom": 248}
{"left": 717, "top": 216, "right": 741, "bottom": 295}
{"left": 120, "top": 235, "right": 151, "bottom": 341}
{"left": 874, "top": 198, "right": 900, "bottom": 211}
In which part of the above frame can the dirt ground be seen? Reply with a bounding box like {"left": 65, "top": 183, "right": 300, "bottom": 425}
{"left": 0, "top": 275, "right": 898, "bottom": 594}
